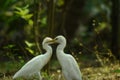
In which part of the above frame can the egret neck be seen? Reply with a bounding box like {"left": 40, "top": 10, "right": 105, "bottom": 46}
{"left": 43, "top": 43, "right": 52, "bottom": 59}
{"left": 56, "top": 41, "right": 66, "bottom": 54}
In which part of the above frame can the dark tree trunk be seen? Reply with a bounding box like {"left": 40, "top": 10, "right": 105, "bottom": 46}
{"left": 64, "top": 0, "right": 85, "bottom": 40}
{"left": 111, "top": 0, "right": 120, "bottom": 59}
{"left": 47, "top": 0, "right": 55, "bottom": 37}
{"left": 55, "top": 0, "right": 85, "bottom": 41}
{"left": 33, "top": 1, "right": 42, "bottom": 54}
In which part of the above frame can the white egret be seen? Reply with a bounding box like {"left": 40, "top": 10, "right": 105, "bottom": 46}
{"left": 53, "top": 35, "right": 82, "bottom": 80}
{"left": 13, "top": 37, "right": 54, "bottom": 80}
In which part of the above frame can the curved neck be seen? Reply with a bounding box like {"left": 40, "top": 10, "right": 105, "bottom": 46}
{"left": 56, "top": 42, "right": 66, "bottom": 53}
{"left": 43, "top": 44, "right": 52, "bottom": 54}
{"left": 42, "top": 44, "right": 52, "bottom": 64}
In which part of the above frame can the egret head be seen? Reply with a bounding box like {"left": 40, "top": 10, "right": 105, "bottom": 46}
{"left": 42, "top": 37, "right": 54, "bottom": 46}
{"left": 42, "top": 37, "right": 54, "bottom": 52}
{"left": 54, "top": 35, "right": 66, "bottom": 44}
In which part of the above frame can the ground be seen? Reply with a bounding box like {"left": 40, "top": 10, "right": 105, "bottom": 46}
{"left": 0, "top": 54, "right": 120, "bottom": 80}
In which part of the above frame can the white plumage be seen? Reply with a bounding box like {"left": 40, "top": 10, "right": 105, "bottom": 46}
{"left": 13, "top": 37, "right": 53, "bottom": 80}
{"left": 54, "top": 35, "right": 82, "bottom": 80}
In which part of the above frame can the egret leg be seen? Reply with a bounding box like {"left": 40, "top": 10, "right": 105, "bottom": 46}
{"left": 58, "top": 74, "right": 62, "bottom": 80}
{"left": 38, "top": 72, "right": 42, "bottom": 80}
{"left": 64, "top": 76, "right": 72, "bottom": 80}
{"left": 62, "top": 71, "right": 72, "bottom": 80}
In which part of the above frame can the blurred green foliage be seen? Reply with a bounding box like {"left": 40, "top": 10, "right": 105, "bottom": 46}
{"left": 14, "top": 5, "right": 33, "bottom": 25}
{"left": 0, "top": 0, "right": 113, "bottom": 64}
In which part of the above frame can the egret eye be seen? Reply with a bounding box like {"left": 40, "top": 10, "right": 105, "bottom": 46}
{"left": 55, "top": 37, "right": 58, "bottom": 40}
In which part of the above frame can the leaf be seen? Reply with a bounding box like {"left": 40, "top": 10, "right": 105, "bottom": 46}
{"left": 25, "top": 40, "right": 35, "bottom": 47}
{"left": 23, "top": 5, "right": 29, "bottom": 9}
{"left": 26, "top": 47, "right": 34, "bottom": 54}
{"left": 14, "top": 5, "right": 32, "bottom": 20}
{"left": 15, "top": 7, "right": 22, "bottom": 12}
{"left": 22, "top": 14, "right": 33, "bottom": 20}
{"left": 114, "top": 69, "right": 120, "bottom": 73}
{"left": 3, "top": 44, "right": 15, "bottom": 49}
{"left": 22, "top": 9, "right": 29, "bottom": 15}
{"left": 28, "top": 19, "right": 33, "bottom": 25}
{"left": 56, "top": 0, "right": 64, "bottom": 6}
{"left": 41, "top": 17, "right": 47, "bottom": 25}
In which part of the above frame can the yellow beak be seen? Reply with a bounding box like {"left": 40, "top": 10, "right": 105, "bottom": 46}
{"left": 47, "top": 39, "right": 56, "bottom": 44}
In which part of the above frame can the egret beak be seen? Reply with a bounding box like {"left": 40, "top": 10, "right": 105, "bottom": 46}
{"left": 46, "top": 39, "right": 56, "bottom": 44}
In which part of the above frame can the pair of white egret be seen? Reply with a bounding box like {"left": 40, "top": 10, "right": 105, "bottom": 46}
{"left": 13, "top": 35, "right": 82, "bottom": 80}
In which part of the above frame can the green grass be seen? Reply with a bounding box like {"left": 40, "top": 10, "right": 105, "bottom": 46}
{"left": 0, "top": 55, "right": 120, "bottom": 80}
{"left": 0, "top": 63, "right": 120, "bottom": 80}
